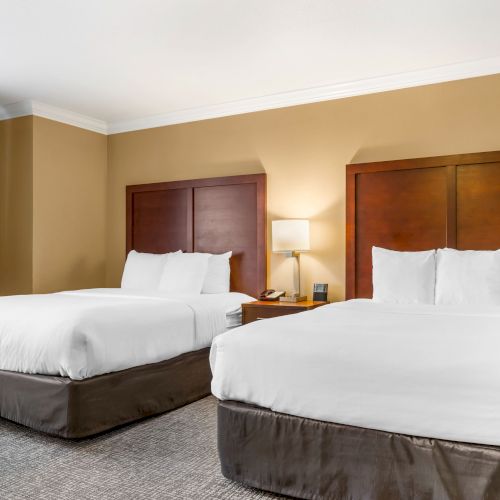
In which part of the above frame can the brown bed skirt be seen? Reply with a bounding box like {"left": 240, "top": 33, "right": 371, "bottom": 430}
{"left": 218, "top": 400, "right": 500, "bottom": 500}
{"left": 0, "top": 348, "right": 211, "bottom": 438}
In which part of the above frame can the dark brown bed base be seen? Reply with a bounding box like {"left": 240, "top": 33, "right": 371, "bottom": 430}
{"left": 0, "top": 348, "right": 210, "bottom": 438}
{"left": 218, "top": 400, "right": 500, "bottom": 500}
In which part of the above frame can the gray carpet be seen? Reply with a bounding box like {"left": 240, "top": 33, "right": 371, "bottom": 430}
{"left": 0, "top": 396, "right": 284, "bottom": 499}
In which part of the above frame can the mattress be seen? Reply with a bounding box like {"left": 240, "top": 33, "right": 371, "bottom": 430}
{"left": 211, "top": 299, "right": 500, "bottom": 446}
{"left": 0, "top": 288, "right": 253, "bottom": 380}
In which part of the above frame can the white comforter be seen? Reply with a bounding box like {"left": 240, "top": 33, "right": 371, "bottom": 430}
{"left": 211, "top": 299, "right": 500, "bottom": 446}
{"left": 0, "top": 288, "right": 252, "bottom": 380}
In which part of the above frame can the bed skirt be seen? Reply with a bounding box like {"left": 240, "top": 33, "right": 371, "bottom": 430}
{"left": 0, "top": 348, "right": 211, "bottom": 438}
{"left": 218, "top": 400, "right": 500, "bottom": 500}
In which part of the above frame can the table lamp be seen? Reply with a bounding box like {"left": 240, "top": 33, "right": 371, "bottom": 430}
{"left": 272, "top": 219, "right": 310, "bottom": 302}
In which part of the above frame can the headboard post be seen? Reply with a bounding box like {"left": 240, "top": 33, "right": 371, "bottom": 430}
{"left": 446, "top": 164, "right": 457, "bottom": 248}
{"left": 346, "top": 151, "right": 500, "bottom": 299}
{"left": 126, "top": 174, "right": 266, "bottom": 298}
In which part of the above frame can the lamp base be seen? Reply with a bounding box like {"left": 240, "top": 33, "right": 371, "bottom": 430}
{"left": 279, "top": 295, "right": 307, "bottom": 303}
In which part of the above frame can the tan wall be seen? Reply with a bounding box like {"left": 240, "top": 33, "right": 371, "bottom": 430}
{"left": 0, "top": 116, "right": 33, "bottom": 295}
{"left": 107, "top": 74, "right": 500, "bottom": 300}
{"left": 32, "top": 117, "right": 107, "bottom": 293}
{"left": 3, "top": 76, "right": 500, "bottom": 298}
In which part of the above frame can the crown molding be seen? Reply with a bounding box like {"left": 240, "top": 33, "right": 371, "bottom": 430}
{"left": 31, "top": 101, "right": 108, "bottom": 135}
{"left": 2, "top": 56, "right": 500, "bottom": 135}
{"left": 0, "top": 100, "right": 108, "bottom": 134}
{"left": 0, "top": 101, "right": 33, "bottom": 121}
{"left": 108, "top": 56, "right": 500, "bottom": 134}
{"left": 30, "top": 101, "right": 108, "bottom": 134}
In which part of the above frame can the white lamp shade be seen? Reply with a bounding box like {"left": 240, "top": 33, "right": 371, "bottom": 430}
{"left": 272, "top": 219, "right": 310, "bottom": 252}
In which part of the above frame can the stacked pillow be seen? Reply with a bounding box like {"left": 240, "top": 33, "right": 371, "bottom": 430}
{"left": 372, "top": 246, "right": 500, "bottom": 305}
{"left": 121, "top": 250, "right": 232, "bottom": 294}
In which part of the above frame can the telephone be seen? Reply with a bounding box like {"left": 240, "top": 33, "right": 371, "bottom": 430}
{"left": 259, "top": 289, "right": 286, "bottom": 301}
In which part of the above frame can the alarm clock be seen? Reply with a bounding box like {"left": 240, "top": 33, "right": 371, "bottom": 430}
{"left": 313, "top": 283, "right": 328, "bottom": 302}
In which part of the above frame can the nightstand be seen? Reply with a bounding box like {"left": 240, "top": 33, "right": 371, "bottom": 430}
{"left": 242, "top": 300, "right": 329, "bottom": 325}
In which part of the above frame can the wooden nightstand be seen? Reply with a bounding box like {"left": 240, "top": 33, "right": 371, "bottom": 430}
{"left": 242, "top": 300, "right": 329, "bottom": 325}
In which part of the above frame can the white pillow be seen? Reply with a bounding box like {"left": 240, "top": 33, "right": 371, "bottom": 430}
{"left": 372, "top": 246, "right": 436, "bottom": 304}
{"left": 121, "top": 250, "right": 181, "bottom": 290}
{"left": 202, "top": 251, "right": 232, "bottom": 294}
{"left": 435, "top": 248, "right": 500, "bottom": 305}
{"left": 158, "top": 252, "right": 210, "bottom": 294}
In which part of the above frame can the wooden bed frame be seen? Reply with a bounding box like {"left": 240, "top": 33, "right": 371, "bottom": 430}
{"left": 0, "top": 173, "right": 266, "bottom": 438}
{"left": 346, "top": 150, "right": 500, "bottom": 298}
{"left": 217, "top": 151, "right": 500, "bottom": 499}
{"left": 126, "top": 173, "right": 266, "bottom": 298}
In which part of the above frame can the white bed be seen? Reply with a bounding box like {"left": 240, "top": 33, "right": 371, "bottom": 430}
{"left": 211, "top": 299, "right": 500, "bottom": 446}
{"left": 0, "top": 288, "right": 252, "bottom": 380}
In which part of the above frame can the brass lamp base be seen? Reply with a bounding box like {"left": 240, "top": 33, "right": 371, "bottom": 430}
{"left": 279, "top": 295, "right": 307, "bottom": 303}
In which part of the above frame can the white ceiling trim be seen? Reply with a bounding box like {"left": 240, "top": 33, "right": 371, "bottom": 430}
{"left": 0, "top": 101, "right": 33, "bottom": 121}
{"left": 1, "top": 56, "right": 500, "bottom": 135}
{"left": 31, "top": 101, "right": 108, "bottom": 134}
{"left": 0, "top": 100, "right": 108, "bottom": 135}
{"left": 108, "top": 56, "right": 500, "bottom": 134}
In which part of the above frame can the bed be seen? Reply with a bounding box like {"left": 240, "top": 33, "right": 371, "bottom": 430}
{"left": 212, "top": 151, "right": 500, "bottom": 499}
{"left": 0, "top": 173, "right": 266, "bottom": 438}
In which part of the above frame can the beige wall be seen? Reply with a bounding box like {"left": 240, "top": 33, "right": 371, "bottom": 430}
{"left": 0, "top": 116, "right": 33, "bottom": 295}
{"left": 0, "top": 116, "right": 107, "bottom": 295}
{"left": 2, "top": 75, "right": 500, "bottom": 298}
{"left": 107, "top": 74, "right": 500, "bottom": 300}
{"left": 32, "top": 117, "right": 108, "bottom": 293}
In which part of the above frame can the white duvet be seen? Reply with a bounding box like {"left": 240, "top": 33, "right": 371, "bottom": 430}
{"left": 211, "top": 299, "right": 500, "bottom": 446}
{"left": 0, "top": 288, "right": 252, "bottom": 380}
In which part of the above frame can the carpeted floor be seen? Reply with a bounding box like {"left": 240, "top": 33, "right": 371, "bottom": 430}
{"left": 0, "top": 396, "right": 284, "bottom": 500}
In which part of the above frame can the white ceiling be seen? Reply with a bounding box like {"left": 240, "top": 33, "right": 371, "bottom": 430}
{"left": 2, "top": 0, "right": 500, "bottom": 134}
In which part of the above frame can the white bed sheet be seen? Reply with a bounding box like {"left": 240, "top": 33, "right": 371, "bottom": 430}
{"left": 0, "top": 288, "right": 253, "bottom": 380}
{"left": 211, "top": 299, "right": 500, "bottom": 446}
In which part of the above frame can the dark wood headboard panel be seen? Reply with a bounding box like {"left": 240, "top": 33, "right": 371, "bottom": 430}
{"left": 346, "top": 151, "right": 500, "bottom": 299}
{"left": 126, "top": 174, "right": 266, "bottom": 298}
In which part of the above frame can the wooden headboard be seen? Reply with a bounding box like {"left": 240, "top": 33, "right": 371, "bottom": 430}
{"left": 346, "top": 151, "right": 500, "bottom": 299}
{"left": 126, "top": 174, "right": 266, "bottom": 298}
